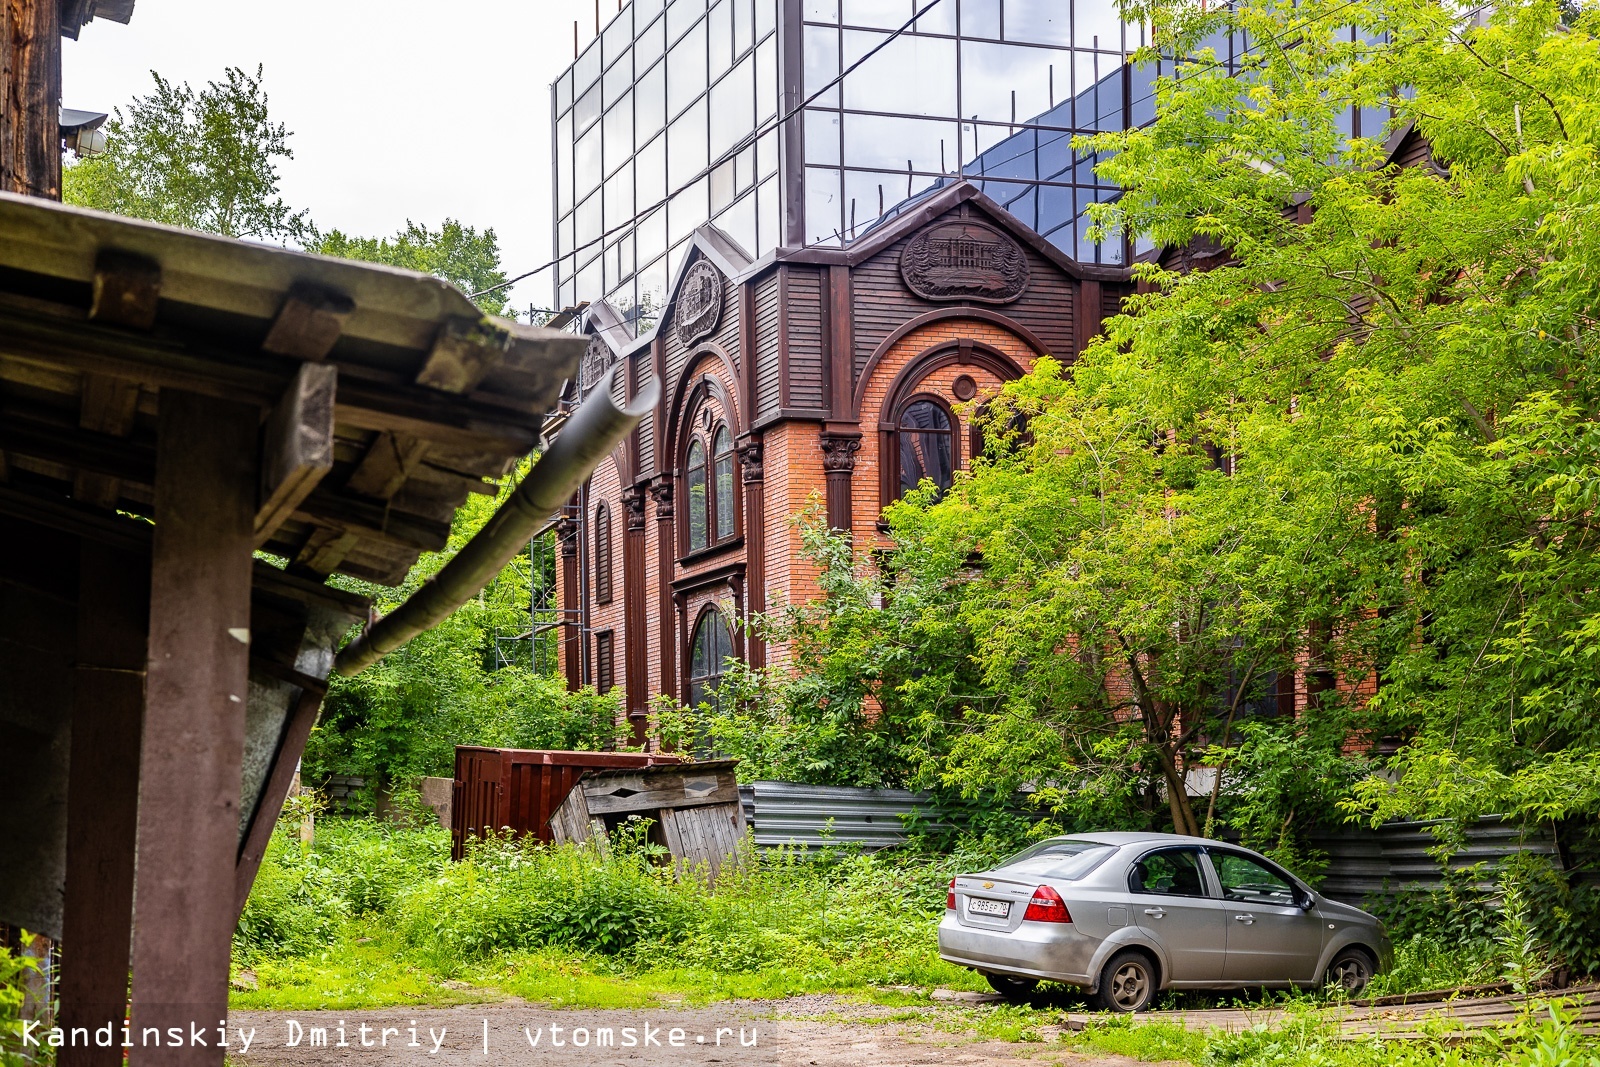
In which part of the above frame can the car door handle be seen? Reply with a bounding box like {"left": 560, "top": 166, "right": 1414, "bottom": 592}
{"left": 1234, "top": 914, "right": 1255, "bottom": 924}
{"left": 1143, "top": 908, "right": 1166, "bottom": 919}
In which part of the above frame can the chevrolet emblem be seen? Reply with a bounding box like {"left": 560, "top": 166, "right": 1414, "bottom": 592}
{"left": 982, "top": 881, "right": 994, "bottom": 889}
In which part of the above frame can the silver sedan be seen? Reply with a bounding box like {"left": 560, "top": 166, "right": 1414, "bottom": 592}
{"left": 937, "top": 832, "right": 1392, "bottom": 1012}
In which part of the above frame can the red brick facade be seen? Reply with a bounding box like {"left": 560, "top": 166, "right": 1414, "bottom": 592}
{"left": 557, "top": 183, "right": 1133, "bottom": 727}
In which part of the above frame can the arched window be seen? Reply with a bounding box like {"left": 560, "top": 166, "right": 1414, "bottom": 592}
{"left": 687, "top": 609, "right": 735, "bottom": 712}
{"left": 593, "top": 502, "right": 613, "bottom": 605}
{"left": 713, "top": 426, "right": 735, "bottom": 540}
{"left": 686, "top": 438, "right": 708, "bottom": 551}
{"left": 898, "top": 397, "right": 955, "bottom": 498}
{"left": 681, "top": 416, "right": 738, "bottom": 556}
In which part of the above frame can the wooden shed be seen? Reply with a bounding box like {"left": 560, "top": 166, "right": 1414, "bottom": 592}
{"left": 548, "top": 760, "right": 746, "bottom": 880}
{"left": 450, "top": 745, "right": 680, "bottom": 858}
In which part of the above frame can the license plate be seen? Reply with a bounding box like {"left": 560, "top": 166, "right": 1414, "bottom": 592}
{"left": 968, "top": 898, "right": 1010, "bottom": 918}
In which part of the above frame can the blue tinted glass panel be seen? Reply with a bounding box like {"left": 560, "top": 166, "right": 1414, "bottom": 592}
{"left": 709, "top": 54, "right": 754, "bottom": 160}
{"left": 842, "top": 0, "right": 909, "bottom": 29}
{"left": 805, "top": 109, "right": 841, "bottom": 166}
{"left": 805, "top": 165, "right": 843, "bottom": 244}
{"left": 961, "top": 0, "right": 1000, "bottom": 38}
{"left": 668, "top": 0, "right": 705, "bottom": 40}
{"left": 805, "top": 0, "right": 839, "bottom": 20}
{"left": 804, "top": 25, "right": 840, "bottom": 107}
{"left": 668, "top": 97, "right": 708, "bottom": 187}
{"left": 636, "top": 61, "right": 667, "bottom": 147}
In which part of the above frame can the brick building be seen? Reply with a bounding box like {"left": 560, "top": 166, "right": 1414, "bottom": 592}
{"left": 556, "top": 180, "right": 1135, "bottom": 732}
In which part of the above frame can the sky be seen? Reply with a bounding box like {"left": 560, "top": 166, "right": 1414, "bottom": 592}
{"left": 62, "top": 0, "right": 608, "bottom": 318}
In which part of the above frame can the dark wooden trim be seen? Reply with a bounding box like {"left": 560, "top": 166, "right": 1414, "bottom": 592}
{"left": 558, "top": 514, "right": 581, "bottom": 692}
{"left": 827, "top": 264, "right": 853, "bottom": 419}
{"left": 749, "top": 406, "right": 831, "bottom": 433}
{"left": 670, "top": 559, "right": 747, "bottom": 595}
{"left": 651, "top": 475, "right": 677, "bottom": 701}
{"left": 1073, "top": 278, "right": 1102, "bottom": 356}
{"left": 851, "top": 307, "right": 1047, "bottom": 418}
{"left": 776, "top": 266, "right": 792, "bottom": 408}
{"left": 737, "top": 435, "right": 765, "bottom": 668}
{"left": 58, "top": 541, "right": 147, "bottom": 1067}
{"left": 738, "top": 279, "right": 757, "bottom": 439}
{"left": 234, "top": 687, "right": 322, "bottom": 921}
{"left": 129, "top": 390, "right": 257, "bottom": 1067}
{"left": 620, "top": 485, "right": 649, "bottom": 740}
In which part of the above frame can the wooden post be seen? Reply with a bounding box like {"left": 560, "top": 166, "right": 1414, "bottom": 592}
{"left": 129, "top": 391, "right": 257, "bottom": 1067}
{"left": 1, "top": 0, "right": 62, "bottom": 199}
{"left": 58, "top": 542, "right": 148, "bottom": 1067}
{"left": 620, "top": 485, "right": 649, "bottom": 742}
{"left": 557, "top": 513, "right": 581, "bottom": 692}
{"left": 650, "top": 476, "right": 676, "bottom": 703}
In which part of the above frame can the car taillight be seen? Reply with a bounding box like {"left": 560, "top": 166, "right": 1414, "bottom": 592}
{"left": 1022, "top": 885, "right": 1071, "bottom": 923}
{"left": 946, "top": 878, "right": 956, "bottom": 910}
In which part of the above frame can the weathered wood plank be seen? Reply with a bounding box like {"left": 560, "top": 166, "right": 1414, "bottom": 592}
{"left": 58, "top": 542, "right": 147, "bottom": 1067}
{"left": 74, "top": 374, "right": 142, "bottom": 506}
{"left": 260, "top": 283, "right": 354, "bottom": 361}
{"left": 345, "top": 432, "right": 430, "bottom": 499}
{"left": 129, "top": 390, "right": 257, "bottom": 1067}
{"left": 235, "top": 689, "right": 322, "bottom": 921}
{"left": 89, "top": 251, "right": 162, "bottom": 330}
{"left": 582, "top": 781, "right": 742, "bottom": 815}
{"left": 416, "top": 316, "right": 511, "bottom": 394}
{"left": 0, "top": 0, "right": 62, "bottom": 199}
{"left": 255, "top": 362, "right": 336, "bottom": 545}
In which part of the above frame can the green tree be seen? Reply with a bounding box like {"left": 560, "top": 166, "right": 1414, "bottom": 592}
{"left": 309, "top": 220, "right": 510, "bottom": 317}
{"left": 63, "top": 65, "right": 311, "bottom": 242}
{"left": 306, "top": 483, "right": 624, "bottom": 793}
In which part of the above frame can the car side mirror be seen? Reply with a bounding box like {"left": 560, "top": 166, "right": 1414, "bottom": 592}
{"left": 1297, "top": 891, "right": 1315, "bottom": 911}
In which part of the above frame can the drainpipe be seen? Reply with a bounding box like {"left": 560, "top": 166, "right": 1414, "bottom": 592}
{"left": 335, "top": 365, "right": 658, "bottom": 676}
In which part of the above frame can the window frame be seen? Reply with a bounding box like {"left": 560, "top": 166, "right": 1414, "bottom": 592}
{"left": 594, "top": 502, "right": 615, "bottom": 605}
{"left": 679, "top": 415, "right": 742, "bottom": 559}
{"left": 1126, "top": 845, "right": 1216, "bottom": 899}
{"left": 685, "top": 606, "right": 736, "bottom": 710}
{"left": 891, "top": 391, "right": 959, "bottom": 502}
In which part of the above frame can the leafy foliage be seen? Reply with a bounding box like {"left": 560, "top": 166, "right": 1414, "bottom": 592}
{"left": 64, "top": 65, "right": 312, "bottom": 242}
{"left": 309, "top": 221, "right": 510, "bottom": 316}
{"left": 306, "top": 483, "right": 625, "bottom": 794}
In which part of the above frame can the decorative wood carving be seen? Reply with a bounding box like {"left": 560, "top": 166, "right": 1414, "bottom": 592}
{"left": 736, "top": 437, "right": 763, "bottom": 484}
{"left": 649, "top": 476, "right": 675, "bottom": 520}
{"left": 952, "top": 374, "right": 978, "bottom": 401}
{"left": 674, "top": 260, "right": 724, "bottom": 347}
{"left": 900, "top": 220, "right": 1030, "bottom": 305}
{"left": 579, "top": 334, "right": 613, "bottom": 396}
{"left": 819, "top": 430, "right": 862, "bottom": 473}
{"left": 621, "top": 485, "right": 648, "bottom": 532}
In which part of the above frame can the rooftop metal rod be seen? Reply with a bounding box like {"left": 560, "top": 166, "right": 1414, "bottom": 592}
{"left": 334, "top": 364, "right": 658, "bottom": 676}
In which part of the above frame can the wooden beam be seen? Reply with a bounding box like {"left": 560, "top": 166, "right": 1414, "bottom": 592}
{"left": 255, "top": 362, "right": 336, "bottom": 545}
{"left": 233, "top": 689, "right": 320, "bottom": 921}
{"left": 129, "top": 390, "right": 257, "bottom": 1067}
{"left": 345, "top": 431, "right": 429, "bottom": 500}
{"left": 89, "top": 250, "right": 162, "bottom": 330}
{"left": 0, "top": 293, "right": 541, "bottom": 454}
{"left": 260, "top": 282, "right": 354, "bottom": 361}
{"left": 58, "top": 542, "right": 147, "bottom": 1067}
{"left": 292, "top": 525, "right": 359, "bottom": 575}
{"left": 74, "top": 373, "right": 141, "bottom": 507}
{"left": 0, "top": 0, "right": 63, "bottom": 199}
{"left": 415, "top": 316, "right": 511, "bottom": 394}
{"left": 292, "top": 486, "right": 451, "bottom": 552}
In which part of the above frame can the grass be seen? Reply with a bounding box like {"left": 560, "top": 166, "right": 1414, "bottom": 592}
{"left": 229, "top": 817, "right": 1600, "bottom": 1066}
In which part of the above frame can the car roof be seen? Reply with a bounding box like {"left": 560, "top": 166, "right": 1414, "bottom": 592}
{"left": 1040, "top": 831, "right": 1236, "bottom": 848}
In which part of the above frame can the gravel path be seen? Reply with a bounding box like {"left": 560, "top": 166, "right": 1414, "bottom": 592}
{"left": 227, "top": 996, "right": 1165, "bottom": 1067}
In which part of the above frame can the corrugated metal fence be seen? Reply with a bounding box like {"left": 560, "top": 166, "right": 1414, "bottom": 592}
{"left": 738, "top": 781, "right": 1563, "bottom": 905}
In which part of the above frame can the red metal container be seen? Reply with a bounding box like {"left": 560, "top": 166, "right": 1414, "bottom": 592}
{"left": 450, "top": 746, "right": 680, "bottom": 859}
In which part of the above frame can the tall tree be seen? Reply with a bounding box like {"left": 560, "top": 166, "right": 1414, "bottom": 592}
{"left": 64, "top": 65, "right": 312, "bottom": 242}
{"left": 309, "top": 221, "right": 510, "bottom": 317}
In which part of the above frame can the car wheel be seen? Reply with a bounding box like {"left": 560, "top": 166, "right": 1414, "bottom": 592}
{"left": 985, "top": 974, "right": 1040, "bottom": 1003}
{"left": 1092, "top": 950, "right": 1156, "bottom": 1013}
{"left": 1325, "top": 948, "right": 1374, "bottom": 995}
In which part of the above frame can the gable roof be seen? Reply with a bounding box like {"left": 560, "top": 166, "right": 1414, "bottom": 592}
{"left": 774, "top": 179, "right": 1132, "bottom": 282}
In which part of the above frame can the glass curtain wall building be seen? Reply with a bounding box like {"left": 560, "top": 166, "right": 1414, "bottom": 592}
{"left": 552, "top": 0, "right": 1150, "bottom": 337}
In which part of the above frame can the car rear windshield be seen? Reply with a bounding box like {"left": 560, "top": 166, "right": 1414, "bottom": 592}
{"left": 995, "top": 840, "right": 1116, "bottom": 881}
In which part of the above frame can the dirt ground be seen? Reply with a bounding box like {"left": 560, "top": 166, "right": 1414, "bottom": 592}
{"left": 228, "top": 996, "right": 1163, "bottom": 1067}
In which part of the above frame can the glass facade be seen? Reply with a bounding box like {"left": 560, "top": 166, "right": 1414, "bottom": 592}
{"left": 555, "top": 0, "right": 783, "bottom": 335}
{"left": 552, "top": 0, "right": 1154, "bottom": 330}
{"left": 801, "top": 0, "right": 1147, "bottom": 262}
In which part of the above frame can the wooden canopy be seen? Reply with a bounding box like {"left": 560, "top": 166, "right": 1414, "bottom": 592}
{"left": 0, "top": 191, "right": 594, "bottom": 1066}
